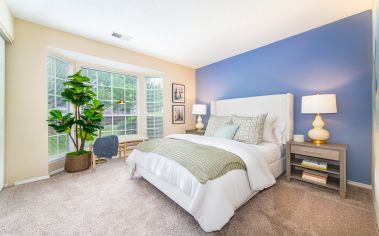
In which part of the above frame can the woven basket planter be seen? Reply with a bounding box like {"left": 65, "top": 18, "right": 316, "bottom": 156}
{"left": 64, "top": 152, "right": 91, "bottom": 173}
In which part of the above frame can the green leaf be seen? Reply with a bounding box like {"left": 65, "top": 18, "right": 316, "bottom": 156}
{"left": 86, "top": 134, "right": 95, "bottom": 141}
{"left": 49, "top": 110, "right": 63, "bottom": 119}
{"left": 93, "top": 99, "right": 101, "bottom": 108}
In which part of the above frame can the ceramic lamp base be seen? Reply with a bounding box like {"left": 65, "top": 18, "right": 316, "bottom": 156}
{"left": 195, "top": 115, "right": 204, "bottom": 131}
{"left": 308, "top": 114, "right": 330, "bottom": 144}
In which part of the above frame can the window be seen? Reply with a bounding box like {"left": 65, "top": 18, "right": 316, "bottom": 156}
{"left": 145, "top": 77, "right": 163, "bottom": 139}
{"left": 47, "top": 55, "right": 71, "bottom": 160}
{"left": 81, "top": 68, "right": 138, "bottom": 136}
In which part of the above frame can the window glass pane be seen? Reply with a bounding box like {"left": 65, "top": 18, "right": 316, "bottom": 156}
{"left": 101, "top": 117, "right": 112, "bottom": 132}
{"left": 113, "top": 74, "right": 125, "bottom": 88}
{"left": 126, "top": 116, "right": 137, "bottom": 133}
{"left": 48, "top": 76, "right": 55, "bottom": 95}
{"left": 98, "top": 71, "right": 111, "bottom": 86}
{"left": 56, "top": 59, "right": 68, "bottom": 79}
{"left": 102, "top": 100, "right": 112, "bottom": 115}
{"left": 58, "top": 135, "right": 68, "bottom": 153}
{"left": 145, "top": 77, "right": 163, "bottom": 139}
{"left": 87, "top": 69, "right": 97, "bottom": 84}
{"left": 56, "top": 96, "right": 69, "bottom": 114}
{"left": 48, "top": 95, "right": 55, "bottom": 110}
{"left": 47, "top": 55, "right": 71, "bottom": 161}
{"left": 113, "top": 116, "right": 125, "bottom": 132}
{"left": 48, "top": 136, "right": 58, "bottom": 156}
{"left": 113, "top": 88, "right": 124, "bottom": 100}
{"left": 98, "top": 86, "right": 111, "bottom": 100}
{"left": 48, "top": 126, "right": 56, "bottom": 136}
{"left": 56, "top": 78, "right": 66, "bottom": 96}
{"left": 113, "top": 102, "right": 125, "bottom": 115}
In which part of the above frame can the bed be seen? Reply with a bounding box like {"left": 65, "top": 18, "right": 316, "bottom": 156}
{"left": 127, "top": 93, "right": 294, "bottom": 232}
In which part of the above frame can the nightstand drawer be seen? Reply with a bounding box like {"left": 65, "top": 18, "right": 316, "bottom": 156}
{"left": 291, "top": 145, "right": 339, "bottom": 161}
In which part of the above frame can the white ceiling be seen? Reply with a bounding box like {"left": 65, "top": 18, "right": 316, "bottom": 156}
{"left": 6, "top": 0, "right": 372, "bottom": 68}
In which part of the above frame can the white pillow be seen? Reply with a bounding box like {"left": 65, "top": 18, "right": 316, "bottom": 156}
{"left": 275, "top": 122, "right": 287, "bottom": 144}
{"left": 263, "top": 116, "right": 278, "bottom": 143}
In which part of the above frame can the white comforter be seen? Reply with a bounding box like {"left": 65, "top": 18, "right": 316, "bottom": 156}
{"left": 127, "top": 134, "right": 276, "bottom": 232}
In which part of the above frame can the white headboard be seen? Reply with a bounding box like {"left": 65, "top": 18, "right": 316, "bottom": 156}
{"left": 210, "top": 93, "right": 294, "bottom": 143}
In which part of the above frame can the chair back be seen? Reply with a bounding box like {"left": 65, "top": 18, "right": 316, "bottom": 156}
{"left": 93, "top": 135, "right": 119, "bottom": 158}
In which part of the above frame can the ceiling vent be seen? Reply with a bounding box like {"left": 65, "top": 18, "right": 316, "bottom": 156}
{"left": 112, "top": 32, "right": 133, "bottom": 42}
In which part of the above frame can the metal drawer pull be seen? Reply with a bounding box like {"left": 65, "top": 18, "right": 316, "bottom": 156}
{"left": 304, "top": 150, "right": 322, "bottom": 154}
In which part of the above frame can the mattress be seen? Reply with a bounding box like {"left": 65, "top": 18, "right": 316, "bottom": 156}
{"left": 254, "top": 142, "right": 282, "bottom": 165}
{"left": 128, "top": 134, "right": 284, "bottom": 232}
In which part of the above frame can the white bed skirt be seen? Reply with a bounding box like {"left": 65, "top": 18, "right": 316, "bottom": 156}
{"left": 132, "top": 155, "right": 285, "bottom": 232}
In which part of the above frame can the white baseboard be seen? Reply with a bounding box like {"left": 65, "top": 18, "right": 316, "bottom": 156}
{"left": 49, "top": 167, "right": 64, "bottom": 176}
{"left": 347, "top": 180, "right": 372, "bottom": 190}
{"left": 14, "top": 175, "right": 50, "bottom": 186}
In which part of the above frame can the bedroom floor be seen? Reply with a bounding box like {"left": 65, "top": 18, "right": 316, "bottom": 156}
{"left": 0, "top": 159, "right": 377, "bottom": 236}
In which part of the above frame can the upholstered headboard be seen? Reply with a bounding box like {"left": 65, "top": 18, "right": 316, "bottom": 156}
{"left": 210, "top": 93, "right": 294, "bottom": 143}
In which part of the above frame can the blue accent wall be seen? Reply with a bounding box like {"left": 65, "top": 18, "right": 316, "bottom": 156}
{"left": 196, "top": 11, "right": 373, "bottom": 184}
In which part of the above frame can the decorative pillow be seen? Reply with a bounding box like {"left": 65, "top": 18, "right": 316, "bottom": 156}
{"left": 204, "top": 115, "right": 232, "bottom": 137}
{"left": 213, "top": 124, "right": 240, "bottom": 139}
{"left": 263, "top": 116, "right": 279, "bottom": 144}
{"left": 232, "top": 113, "right": 268, "bottom": 144}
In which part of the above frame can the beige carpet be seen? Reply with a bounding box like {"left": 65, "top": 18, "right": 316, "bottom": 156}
{"left": 0, "top": 159, "right": 377, "bottom": 236}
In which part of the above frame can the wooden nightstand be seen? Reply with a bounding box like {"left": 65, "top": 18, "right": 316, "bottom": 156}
{"left": 286, "top": 140, "right": 347, "bottom": 198}
{"left": 186, "top": 129, "right": 205, "bottom": 135}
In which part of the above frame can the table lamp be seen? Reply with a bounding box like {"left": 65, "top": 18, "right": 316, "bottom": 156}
{"left": 301, "top": 94, "right": 337, "bottom": 144}
{"left": 192, "top": 104, "right": 207, "bottom": 131}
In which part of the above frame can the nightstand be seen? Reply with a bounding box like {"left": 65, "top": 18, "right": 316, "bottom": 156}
{"left": 186, "top": 129, "right": 205, "bottom": 135}
{"left": 286, "top": 140, "right": 347, "bottom": 198}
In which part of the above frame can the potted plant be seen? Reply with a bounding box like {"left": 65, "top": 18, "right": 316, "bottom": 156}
{"left": 48, "top": 70, "right": 104, "bottom": 172}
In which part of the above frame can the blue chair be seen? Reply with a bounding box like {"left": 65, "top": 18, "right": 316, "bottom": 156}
{"left": 91, "top": 135, "right": 119, "bottom": 171}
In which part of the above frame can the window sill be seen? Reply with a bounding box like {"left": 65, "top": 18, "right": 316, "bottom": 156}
{"left": 48, "top": 155, "right": 65, "bottom": 164}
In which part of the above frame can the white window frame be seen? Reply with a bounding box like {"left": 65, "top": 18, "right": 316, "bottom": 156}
{"left": 144, "top": 77, "right": 164, "bottom": 139}
{"left": 80, "top": 66, "right": 139, "bottom": 136}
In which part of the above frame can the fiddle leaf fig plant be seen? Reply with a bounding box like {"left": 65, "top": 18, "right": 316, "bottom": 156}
{"left": 47, "top": 70, "right": 104, "bottom": 154}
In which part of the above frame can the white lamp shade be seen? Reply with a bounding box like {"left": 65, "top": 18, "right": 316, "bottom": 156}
{"left": 302, "top": 94, "right": 337, "bottom": 114}
{"left": 192, "top": 104, "right": 207, "bottom": 115}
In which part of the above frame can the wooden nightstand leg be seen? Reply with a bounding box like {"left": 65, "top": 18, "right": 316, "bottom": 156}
{"left": 286, "top": 143, "right": 291, "bottom": 182}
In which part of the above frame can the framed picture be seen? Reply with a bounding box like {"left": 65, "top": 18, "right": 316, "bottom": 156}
{"left": 172, "top": 105, "right": 185, "bottom": 124}
{"left": 172, "top": 83, "right": 185, "bottom": 103}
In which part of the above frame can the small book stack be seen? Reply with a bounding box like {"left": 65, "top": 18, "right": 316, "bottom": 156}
{"left": 302, "top": 170, "right": 328, "bottom": 184}
{"left": 301, "top": 159, "right": 327, "bottom": 171}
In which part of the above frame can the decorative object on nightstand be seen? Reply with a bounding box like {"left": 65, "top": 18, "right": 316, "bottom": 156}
{"left": 286, "top": 140, "right": 347, "bottom": 198}
{"left": 192, "top": 104, "right": 207, "bottom": 131}
{"left": 186, "top": 129, "right": 205, "bottom": 135}
{"left": 293, "top": 134, "right": 305, "bottom": 143}
{"left": 302, "top": 94, "right": 337, "bottom": 144}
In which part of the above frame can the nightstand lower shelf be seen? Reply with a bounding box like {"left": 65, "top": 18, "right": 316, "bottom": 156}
{"left": 290, "top": 169, "right": 340, "bottom": 191}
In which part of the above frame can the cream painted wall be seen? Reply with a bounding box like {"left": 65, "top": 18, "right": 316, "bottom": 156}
{"left": 5, "top": 19, "right": 195, "bottom": 185}
{"left": 0, "top": 0, "right": 14, "bottom": 42}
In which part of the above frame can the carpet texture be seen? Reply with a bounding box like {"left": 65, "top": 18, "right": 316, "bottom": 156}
{"left": 0, "top": 159, "right": 377, "bottom": 236}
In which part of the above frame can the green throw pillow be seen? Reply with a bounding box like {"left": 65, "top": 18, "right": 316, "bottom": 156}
{"left": 213, "top": 124, "right": 240, "bottom": 139}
